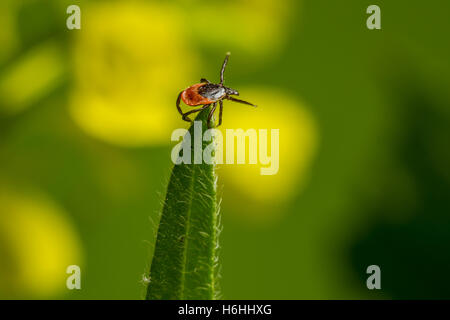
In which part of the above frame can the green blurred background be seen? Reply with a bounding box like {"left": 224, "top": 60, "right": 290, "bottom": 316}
{"left": 0, "top": 0, "right": 449, "bottom": 299}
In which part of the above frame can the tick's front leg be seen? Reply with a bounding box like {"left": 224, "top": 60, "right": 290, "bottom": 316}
{"left": 176, "top": 91, "right": 184, "bottom": 116}
{"left": 182, "top": 104, "right": 210, "bottom": 123}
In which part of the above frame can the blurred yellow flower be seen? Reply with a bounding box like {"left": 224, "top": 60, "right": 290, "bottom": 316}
{"left": 0, "top": 42, "right": 65, "bottom": 115}
{"left": 182, "top": 0, "right": 295, "bottom": 60}
{"left": 0, "top": 190, "right": 82, "bottom": 298}
{"left": 69, "top": 1, "right": 199, "bottom": 146}
{"left": 218, "top": 88, "right": 318, "bottom": 222}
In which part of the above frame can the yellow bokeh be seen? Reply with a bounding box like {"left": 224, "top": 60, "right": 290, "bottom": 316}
{"left": 69, "top": 1, "right": 199, "bottom": 146}
{"left": 218, "top": 88, "right": 318, "bottom": 221}
{"left": 0, "top": 190, "right": 82, "bottom": 298}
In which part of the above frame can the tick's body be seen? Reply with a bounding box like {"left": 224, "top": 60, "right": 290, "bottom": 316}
{"left": 181, "top": 83, "right": 226, "bottom": 106}
{"left": 176, "top": 53, "right": 256, "bottom": 127}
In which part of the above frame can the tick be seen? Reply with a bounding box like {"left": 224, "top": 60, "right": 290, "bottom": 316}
{"left": 176, "top": 52, "right": 256, "bottom": 128}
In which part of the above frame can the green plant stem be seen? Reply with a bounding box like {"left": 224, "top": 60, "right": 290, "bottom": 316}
{"left": 146, "top": 107, "right": 219, "bottom": 300}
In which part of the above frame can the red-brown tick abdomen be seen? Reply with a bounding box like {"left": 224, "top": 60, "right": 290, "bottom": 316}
{"left": 181, "top": 83, "right": 215, "bottom": 106}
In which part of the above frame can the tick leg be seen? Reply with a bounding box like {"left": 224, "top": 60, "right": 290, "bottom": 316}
{"left": 220, "top": 52, "right": 230, "bottom": 85}
{"left": 207, "top": 103, "right": 217, "bottom": 128}
{"left": 200, "top": 78, "right": 210, "bottom": 83}
{"left": 176, "top": 91, "right": 184, "bottom": 116}
{"left": 217, "top": 100, "right": 223, "bottom": 127}
{"left": 227, "top": 96, "right": 257, "bottom": 107}
{"left": 182, "top": 104, "right": 210, "bottom": 123}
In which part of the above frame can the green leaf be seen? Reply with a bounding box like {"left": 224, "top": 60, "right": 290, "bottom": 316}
{"left": 146, "top": 107, "right": 220, "bottom": 300}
